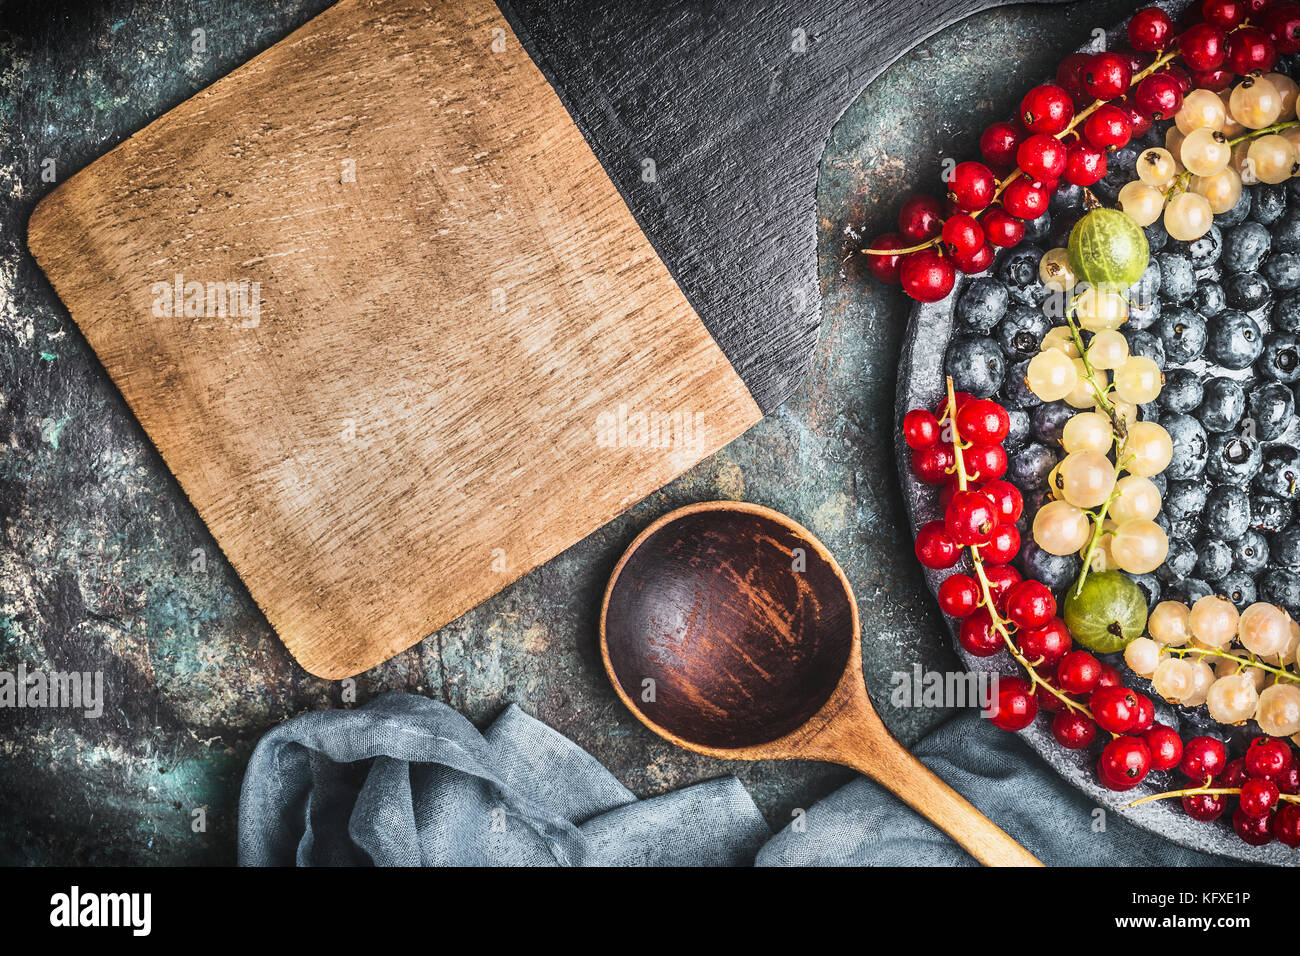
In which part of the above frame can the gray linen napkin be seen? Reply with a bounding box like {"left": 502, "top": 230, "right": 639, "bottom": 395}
{"left": 238, "top": 692, "right": 1232, "bottom": 866}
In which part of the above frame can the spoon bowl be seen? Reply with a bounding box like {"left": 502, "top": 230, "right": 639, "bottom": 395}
{"left": 601, "top": 501, "right": 1042, "bottom": 866}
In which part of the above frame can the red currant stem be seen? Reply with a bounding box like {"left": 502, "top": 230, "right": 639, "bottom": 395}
{"left": 1124, "top": 786, "right": 1300, "bottom": 810}
{"left": 943, "top": 378, "right": 1094, "bottom": 719}
{"left": 1167, "top": 645, "right": 1300, "bottom": 684}
{"left": 861, "top": 237, "right": 940, "bottom": 257}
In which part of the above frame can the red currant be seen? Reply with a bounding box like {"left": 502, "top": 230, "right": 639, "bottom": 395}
{"left": 938, "top": 573, "right": 980, "bottom": 618}
{"left": 1162, "top": 63, "right": 1194, "bottom": 94}
{"left": 1182, "top": 790, "right": 1227, "bottom": 821}
{"left": 1057, "top": 650, "right": 1102, "bottom": 695}
{"left": 1090, "top": 685, "right": 1141, "bottom": 734}
{"left": 1189, "top": 67, "right": 1233, "bottom": 92}
{"left": 990, "top": 676, "right": 1038, "bottom": 732}
{"left": 982, "top": 563, "right": 1021, "bottom": 611}
{"left": 1203, "top": 0, "right": 1248, "bottom": 29}
{"left": 1082, "top": 52, "right": 1132, "bottom": 101}
{"left": 982, "top": 206, "right": 1026, "bottom": 247}
{"left": 1227, "top": 27, "right": 1277, "bottom": 75}
{"left": 981, "top": 480, "right": 1022, "bottom": 524}
{"left": 899, "top": 250, "right": 956, "bottom": 303}
{"left": 1134, "top": 73, "right": 1183, "bottom": 120}
{"left": 951, "top": 242, "right": 994, "bottom": 275}
{"left": 1020, "top": 84, "right": 1074, "bottom": 134}
{"left": 1051, "top": 709, "right": 1097, "bottom": 749}
{"left": 915, "top": 520, "right": 960, "bottom": 569}
{"left": 1240, "top": 777, "right": 1280, "bottom": 818}
{"left": 1266, "top": 1, "right": 1300, "bottom": 55}
{"left": 935, "top": 391, "right": 972, "bottom": 420}
{"left": 1118, "top": 95, "right": 1154, "bottom": 139}
{"left": 964, "top": 443, "right": 1007, "bottom": 482}
{"left": 1001, "top": 177, "right": 1050, "bottom": 220}
{"left": 898, "top": 194, "right": 943, "bottom": 243}
{"left": 1018, "top": 616, "right": 1071, "bottom": 667}
{"left": 1017, "top": 133, "right": 1068, "bottom": 182}
{"left": 1275, "top": 803, "right": 1300, "bottom": 847}
{"left": 902, "top": 408, "right": 940, "bottom": 450}
{"left": 959, "top": 607, "right": 1003, "bottom": 657}
{"left": 980, "top": 121, "right": 1024, "bottom": 170}
{"left": 1278, "top": 764, "right": 1300, "bottom": 796}
{"left": 955, "top": 398, "right": 1009, "bottom": 444}
{"left": 1056, "top": 52, "right": 1092, "bottom": 96}
{"left": 1099, "top": 736, "right": 1152, "bottom": 791}
{"left": 911, "top": 443, "right": 954, "bottom": 485}
{"left": 1178, "top": 22, "right": 1228, "bottom": 71}
{"left": 941, "top": 214, "right": 984, "bottom": 258}
{"left": 1233, "top": 806, "right": 1275, "bottom": 846}
{"left": 1083, "top": 103, "right": 1133, "bottom": 151}
{"left": 1036, "top": 676, "right": 1072, "bottom": 713}
{"left": 1180, "top": 736, "right": 1228, "bottom": 783}
{"left": 866, "top": 233, "right": 908, "bottom": 284}
{"left": 1144, "top": 724, "right": 1184, "bottom": 772}
{"left": 1095, "top": 662, "right": 1123, "bottom": 691}
{"left": 947, "top": 161, "right": 997, "bottom": 212}
{"left": 1245, "top": 736, "right": 1293, "bottom": 781}
{"left": 1003, "top": 579, "right": 1055, "bottom": 629}
{"left": 981, "top": 523, "right": 1020, "bottom": 564}
{"left": 1064, "top": 140, "right": 1107, "bottom": 186}
{"left": 1128, "top": 6, "right": 1174, "bottom": 51}
{"left": 1131, "top": 692, "right": 1155, "bottom": 733}
{"left": 946, "top": 489, "right": 998, "bottom": 547}
{"left": 1220, "top": 757, "right": 1250, "bottom": 789}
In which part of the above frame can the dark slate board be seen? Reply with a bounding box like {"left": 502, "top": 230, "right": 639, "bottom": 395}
{"left": 500, "top": 0, "right": 1072, "bottom": 413}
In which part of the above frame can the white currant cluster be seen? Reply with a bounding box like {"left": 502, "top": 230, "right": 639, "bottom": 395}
{"left": 1120, "top": 73, "right": 1300, "bottom": 241}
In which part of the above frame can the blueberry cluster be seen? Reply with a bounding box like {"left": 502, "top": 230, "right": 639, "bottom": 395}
{"left": 945, "top": 127, "right": 1300, "bottom": 619}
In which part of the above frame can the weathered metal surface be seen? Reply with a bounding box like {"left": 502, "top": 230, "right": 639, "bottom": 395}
{"left": 2, "top": 0, "right": 1140, "bottom": 864}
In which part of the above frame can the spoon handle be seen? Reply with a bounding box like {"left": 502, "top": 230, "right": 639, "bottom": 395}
{"left": 841, "top": 740, "right": 1044, "bottom": 867}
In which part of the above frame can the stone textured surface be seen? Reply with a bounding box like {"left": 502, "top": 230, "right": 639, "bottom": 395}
{"left": 0, "top": 0, "right": 1137, "bottom": 864}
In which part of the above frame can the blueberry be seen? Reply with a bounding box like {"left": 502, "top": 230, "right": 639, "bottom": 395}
{"left": 1223, "top": 272, "right": 1272, "bottom": 313}
{"left": 1171, "top": 223, "right": 1222, "bottom": 269}
{"left": 1139, "top": 401, "right": 1161, "bottom": 424}
{"left": 1263, "top": 252, "right": 1300, "bottom": 293}
{"left": 997, "top": 245, "right": 1048, "bottom": 306}
{"left": 1271, "top": 210, "right": 1300, "bottom": 253}
{"left": 1205, "top": 484, "right": 1251, "bottom": 541}
{"left": 1051, "top": 183, "right": 1085, "bottom": 214}
{"left": 1235, "top": 529, "right": 1270, "bottom": 575}
{"left": 1023, "top": 211, "right": 1052, "bottom": 244}
{"left": 1272, "top": 522, "right": 1300, "bottom": 568}
{"left": 1247, "top": 381, "right": 1296, "bottom": 440}
{"left": 1008, "top": 442, "right": 1057, "bottom": 490}
{"left": 1168, "top": 517, "right": 1202, "bottom": 541}
{"left": 1004, "top": 407, "right": 1031, "bottom": 452}
{"left": 1252, "top": 494, "right": 1294, "bottom": 533}
{"left": 1192, "top": 279, "right": 1227, "bottom": 318}
{"left": 1155, "top": 306, "right": 1207, "bottom": 363}
{"left": 1163, "top": 412, "right": 1209, "bottom": 480}
{"left": 1017, "top": 488, "right": 1051, "bottom": 539}
{"left": 945, "top": 336, "right": 1005, "bottom": 398}
{"left": 1165, "top": 480, "right": 1208, "bottom": 520}
{"left": 1129, "top": 572, "right": 1162, "bottom": 609}
{"left": 1154, "top": 251, "right": 1196, "bottom": 304}
{"left": 1206, "top": 309, "right": 1264, "bottom": 370}
{"left": 1049, "top": 210, "right": 1082, "bottom": 250}
{"left": 1124, "top": 328, "right": 1166, "bottom": 365}
{"left": 1251, "top": 183, "right": 1288, "bottom": 226}
{"left": 1002, "top": 358, "right": 1036, "bottom": 408}
{"left": 1216, "top": 188, "right": 1252, "bottom": 227}
{"left": 1149, "top": 471, "right": 1168, "bottom": 496}
{"left": 1143, "top": 221, "right": 1169, "bottom": 253}
{"left": 1273, "top": 292, "right": 1300, "bottom": 333}
{"left": 1159, "top": 368, "right": 1204, "bottom": 414}
{"left": 1206, "top": 433, "right": 1262, "bottom": 485}
{"left": 1158, "top": 537, "right": 1198, "bottom": 583}
{"left": 1127, "top": 293, "right": 1162, "bottom": 331}
{"left": 1259, "top": 331, "right": 1300, "bottom": 384}
{"left": 995, "top": 303, "right": 1050, "bottom": 357}
{"left": 1197, "top": 376, "right": 1248, "bottom": 432}
{"left": 1214, "top": 571, "right": 1257, "bottom": 610}
{"left": 1169, "top": 577, "right": 1214, "bottom": 604}
{"left": 1094, "top": 146, "right": 1139, "bottom": 203}
{"left": 1031, "top": 401, "right": 1073, "bottom": 444}
{"left": 1259, "top": 567, "right": 1300, "bottom": 615}
{"left": 1254, "top": 443, "right": 1300, "bottom": 500}
{"left": 955, "top": 277, "right": 1009, "bottom": 333}
{"left": 1195, "top": 537, "right": 1235, "bottom": 580}
{"left": 1017, "top": 541, "right": 1081, "bottom": 594}
{"left": 1221, "top": 221, "right": 1271, "bottom": 273}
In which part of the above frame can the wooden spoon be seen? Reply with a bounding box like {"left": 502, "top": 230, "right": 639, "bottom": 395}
{"left": 600, "top": 501, "right": 1043, "bottom": 867}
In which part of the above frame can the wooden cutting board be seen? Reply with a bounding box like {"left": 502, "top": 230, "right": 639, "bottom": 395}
{"left": 28, "top": 0, "right": 761, "bottom": 678}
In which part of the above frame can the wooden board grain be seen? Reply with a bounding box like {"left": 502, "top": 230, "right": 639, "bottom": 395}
{"left": 27, "top": 0, "right": 761, "bottom": 678}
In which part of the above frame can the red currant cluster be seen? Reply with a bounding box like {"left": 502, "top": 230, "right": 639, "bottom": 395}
{"left": 1160, "top": 736, "right": 1300, "bottom": 847}
{"left": 866, "top": 0, "right": 1300, "bottom": 303}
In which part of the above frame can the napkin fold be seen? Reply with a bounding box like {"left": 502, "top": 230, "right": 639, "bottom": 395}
{"left": 238, "top": 692, "right": 1232, "bottom": 866}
